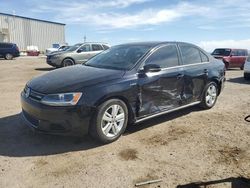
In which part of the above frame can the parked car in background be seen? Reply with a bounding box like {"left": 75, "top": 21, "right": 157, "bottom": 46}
{"left": 21, "top": 42, "right": 225, "bottom": 143}
{"left": 45, "top": 45, "right": 70, "bottom": 55}
{"left": 46, "top": 42, "right": 110, "bottom": 67}
{"left": 244, "top": 55, "right": 250, "bottom": 80}
{"left": 0, "top": 42, "right": 20, "bottom": 60}
{"left": 47, "top": 46, "right": 71, "bottom": 56}
{"left": 211, "top": 48, "right": 248, "bottom": 70}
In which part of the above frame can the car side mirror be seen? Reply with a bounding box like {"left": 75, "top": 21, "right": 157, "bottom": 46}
{"left": 77, "top": 49, "right": 83, "bottom": 53}
{"left": 140, "top": 64, "right": 161, "bottom": 73}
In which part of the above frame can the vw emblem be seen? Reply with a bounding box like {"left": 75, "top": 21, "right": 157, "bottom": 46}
{"left": 25, "top": 88, "right": 30, "bottom": 98}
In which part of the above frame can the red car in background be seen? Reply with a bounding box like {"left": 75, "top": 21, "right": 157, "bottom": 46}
{"left": 211, "top": 48, "right": 248, "bottom": 70}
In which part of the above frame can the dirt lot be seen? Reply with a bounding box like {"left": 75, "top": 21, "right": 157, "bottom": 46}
{"left": 0, "top": 57, "right": 250, "bottom": 188}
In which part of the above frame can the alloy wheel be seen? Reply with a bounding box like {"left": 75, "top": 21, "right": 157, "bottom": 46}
{"left": 101, "top": 104, "right": 125, "bottom": 138}
{"left": 205, "top": 84, "right": 217, "bottom": 107}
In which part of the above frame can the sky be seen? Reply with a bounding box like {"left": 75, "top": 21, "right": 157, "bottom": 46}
{"left": 1, "top": 0, "right": 250, "bottom": 51}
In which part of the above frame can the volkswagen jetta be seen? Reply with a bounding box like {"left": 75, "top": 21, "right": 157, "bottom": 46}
{"left": 21, "top": 42, "right": 225, "bottom": 143}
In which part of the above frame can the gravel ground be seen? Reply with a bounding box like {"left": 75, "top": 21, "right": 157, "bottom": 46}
{"left": 0, "top": 57, "right": 250, "bottom": 188}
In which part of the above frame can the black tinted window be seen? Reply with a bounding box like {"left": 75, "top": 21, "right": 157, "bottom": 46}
{"left": 92, "top": 44, "right": 103, "bottom": 51}
{"left": 145, "top": 45, "right": 179, "bottom": 68}
{"left": 102, "top": 45, "right": 110, "bottom": 50}
{"left": 237, "top": 50, "right": 247, "bottom": 56}
{"left": 179, "top": 45, "right": 201, "bottom": 65}
{"left": 212, "top": 49, "right": 231, "bottom": 56}
{"left": 200, "top": 51, "right": 209, "bottom": 62}
{"left": 0, "top": 43, "right": 12, "bottom": 48}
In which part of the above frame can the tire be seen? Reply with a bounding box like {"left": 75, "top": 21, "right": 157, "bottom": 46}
{"left": 62, "top": 58, "right": 74, "bottom": 67}
{"left": 5, "top": 53, "right": 13, "bottom": 60}
{"left": 200, "top": 82, "right": 218, "bottom": 109}
{"left": 240, "top": 64, "right": 244, "bottom": 70}
{"left": 244, "top": 73, "right": 250, "bottom": 80}
{"left": 224, "top": 62, "right": 229, "bottom": 70}
{"left": 89, "top": 99, "right": 128, "bottom": 144}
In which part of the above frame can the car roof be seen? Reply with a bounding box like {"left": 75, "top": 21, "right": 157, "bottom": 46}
{"left": 114, "top": 41, "right": 200, "bottom": 48}
{"left": 214, "top": 48, "right": 248, "bottom": 51}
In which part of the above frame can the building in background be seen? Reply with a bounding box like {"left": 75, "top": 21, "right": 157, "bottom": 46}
{"left": 0, "top": 12, "right": 65, "bottom": 52}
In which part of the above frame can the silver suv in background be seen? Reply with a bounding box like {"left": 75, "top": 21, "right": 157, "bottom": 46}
{"left": 46, "top": 42, "right": 110, "bottom": 67}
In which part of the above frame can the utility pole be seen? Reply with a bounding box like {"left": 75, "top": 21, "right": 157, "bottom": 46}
{"left": 84, "top": 35, "right": 86, "bottom": 43}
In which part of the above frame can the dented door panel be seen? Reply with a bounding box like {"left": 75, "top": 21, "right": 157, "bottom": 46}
{"left": 137, "top": 67, "right": 184, "bottom": 117}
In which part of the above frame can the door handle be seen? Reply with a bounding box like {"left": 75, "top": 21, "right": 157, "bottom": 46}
{"left": 204, "top": 69, "right": 209, "bottom": 74}
{"left": 177, "top": 73, "right": 184, "bottom": 79}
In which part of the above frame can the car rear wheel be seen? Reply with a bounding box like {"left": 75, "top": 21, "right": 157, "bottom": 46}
{"left": 200, "top": 82, "right": 218, "bottom": 109}
{"left": 244, "top": 73, "right": 250, "bottom": 80}
{"left": 5, "top": 53, "right": 13, "bottom": 60}
{"left": 62, "top": 58, "right": 74, "bottom": 67}
{"left": 240, "top": 64, "right": 244, "bottom": 70}
{"left": 89, "top": 99, "right": 128, "bottom": 144}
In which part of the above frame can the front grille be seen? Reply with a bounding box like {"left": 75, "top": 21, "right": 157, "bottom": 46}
{"left": 23, "top": 111, "right": 39, "bottom": 127}
{"left": 29, "top": 90, "right": 44, "bottom": 101}
{"left": 23, "top": 85, "right": 44, "bottom": 101}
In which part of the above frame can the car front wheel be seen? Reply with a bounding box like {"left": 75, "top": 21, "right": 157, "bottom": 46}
{"left": 5, "top": 53, "right": 13, "bottom": 60}
{"left": 89, "top": 99, "right": 128, "bottom": 144}
{"left": 200, "top": 82, "right": 218, "bottom": 109}
{"left": 62, "top": 58, "right": 74, "bottom": 67}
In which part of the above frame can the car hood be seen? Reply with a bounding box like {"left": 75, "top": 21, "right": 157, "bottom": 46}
{"left": 27, "top": 65, "right": 125, "bottom": 94}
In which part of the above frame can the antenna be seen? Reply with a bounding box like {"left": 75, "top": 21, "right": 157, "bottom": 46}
{"left": 84, "top": 35, "right": 86, "bottom": 43}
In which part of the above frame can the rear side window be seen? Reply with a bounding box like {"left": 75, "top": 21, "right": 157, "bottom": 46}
{"left": 102, "top": 45, "right": 110, "bottom": 50}
{"left": 237, "top": 50, "right": 247, "bottom": 56}
{"left": 200, "top": 51, "right": 209, "bottom": 62}
{"left": 92, "top": 44, "right": 103, "bottom": 51}
{"left": 145, "top": 44, "right": 179, "bottom": 68}
{"left": 179, "top": 45, "right": 201, "bottom": 65}
{"left": 0, "top": 43, "right": 12, "bottom": 48}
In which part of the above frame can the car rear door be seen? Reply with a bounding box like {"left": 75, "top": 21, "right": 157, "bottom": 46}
{"left": 90, "top": 44, "right": 104, "bottom": 57}
{"left": 178, "top": 44, "right": 209, "bottom": 104}
{"left": 138, "top": 44, "right": 184, "bottom": 117}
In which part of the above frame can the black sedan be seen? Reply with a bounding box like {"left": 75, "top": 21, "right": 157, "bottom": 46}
{"left": 21, "top": 42, "right": 225, "bottom": 143}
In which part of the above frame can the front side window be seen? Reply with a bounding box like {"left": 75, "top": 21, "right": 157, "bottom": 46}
{"left": 145, "top": 45, "right": 179, "bottom": 68}
{"left": 212, "top": 49, "right": 231, "bottom": 56}
{"left": 78, "top": 44, "right": 90, "bottom": 52}
{"left": 92, "top": 44, "right": 103, "bottom": 51}
{"left": 179, "top": 45, "right": 202, "bottom": 65}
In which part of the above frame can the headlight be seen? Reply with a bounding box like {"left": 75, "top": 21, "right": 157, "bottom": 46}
{"left": 52, "top": 54, "right": 61, "bottom": 59}
{"left": 41, "top": 92, "right": 82, "bottom": 106}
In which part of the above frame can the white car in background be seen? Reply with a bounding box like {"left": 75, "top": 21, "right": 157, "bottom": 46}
{"left": 45, "top": 45, "right": 69, "bottom": 55}
{"left": 244, "top": 55, "right": 250, "bottom": 80}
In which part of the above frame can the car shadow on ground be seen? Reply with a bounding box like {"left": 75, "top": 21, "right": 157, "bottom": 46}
{"left": 227, "top": 76, "right": 250, "bottom": 84}
{"left": 176, "top": 177, "right": 250, "bottom": 188}
{"left": 0, "top": 106, "right": 200, "bottom": 157}
{"left": 35, "top": 67, "right": 56, "bottom": 71}
{"left": 0, "top": 113, "right": 100, "bottom": 157}
{"left": 126, "top": 105, "right": 201, "bottom": 134}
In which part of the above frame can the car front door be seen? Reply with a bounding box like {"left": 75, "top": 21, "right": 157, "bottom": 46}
{"left": 74, "top": 44, "right": 91, "bottom": 64}
{"left": 178, "top": 44, "right": 209, "bottom": 104}
{"left": 137, "top": 44, "right": 184, "bottom": 117}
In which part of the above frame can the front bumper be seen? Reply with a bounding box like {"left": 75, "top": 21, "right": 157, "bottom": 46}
{"left": 46, "top": 57, "right": 61, "bottom": 67}
{"left": 21, "top": 91, "right": 94, "bottom": 135}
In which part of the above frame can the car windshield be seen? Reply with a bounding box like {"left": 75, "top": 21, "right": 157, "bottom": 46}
{"left": 212, "top": 49, "right": 231, "bottom": 56}
{"left": 66, "top": 43, "right": 83, "bottom": 52}
{"left": 85, "top": 44, "right": 152, "bottom": 70}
